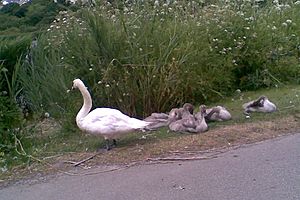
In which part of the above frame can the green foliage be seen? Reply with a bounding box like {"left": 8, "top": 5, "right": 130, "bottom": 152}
{"left": 0, "top": 36, "right": 31, "bottom": 98}
{"left": 19, "top": 35, "right": 75, "bottom": 118}
{"left": 19, "top": 0, "right": 300, "bottom": 118}
{"left": 0, "top": 95, "right": 22, "bottom": 151}
{"left": 0, "top": 0, "right": 76, "bottom": 33}
{"left": 0, "top": 62, "right": 23, "bottom": 154}
{"left": 0, "top": 3, "right": 20, "bottom": 15}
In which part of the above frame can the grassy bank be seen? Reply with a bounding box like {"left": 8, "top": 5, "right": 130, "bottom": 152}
{"left": 1, "top": 0, "right": 300, "bottom": 183}
{"left": 1, "top": 84, "right": 300, "bottom": 184}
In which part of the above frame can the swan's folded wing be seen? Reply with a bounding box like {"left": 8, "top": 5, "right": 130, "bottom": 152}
{"left": 83, "top": 108, "right": 149, "bottom": 132}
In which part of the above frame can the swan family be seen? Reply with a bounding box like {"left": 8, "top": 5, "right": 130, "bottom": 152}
{"left": 73, "top": 78, "right": 277, "bottom": 150}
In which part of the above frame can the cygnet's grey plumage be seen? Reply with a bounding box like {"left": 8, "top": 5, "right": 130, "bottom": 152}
{"left": 204, "top": 106, "right": 232, "bottom": 122}
{"left": 243, "top": 95, "right": 276, "bottom": 115}
{"left": 169, "top": 103, "right": 207, "bottom": 133}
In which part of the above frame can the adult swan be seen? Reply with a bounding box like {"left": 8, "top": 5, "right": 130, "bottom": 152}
{"left": 72, "top": 79, "right": 151, "bottom": 150}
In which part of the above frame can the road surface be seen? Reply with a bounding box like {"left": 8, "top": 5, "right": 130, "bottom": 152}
{"left": 1, "top": 133, "right": 300, "bottom": 200}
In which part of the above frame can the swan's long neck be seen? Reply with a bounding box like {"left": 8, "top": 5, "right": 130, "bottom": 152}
{"left": 76, "top": 84, "right": 93, "bottom": 123}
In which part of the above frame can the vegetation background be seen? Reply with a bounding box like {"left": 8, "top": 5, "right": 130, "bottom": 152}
{"left": 0, "top": 0, "right": 300, "bottom": 173}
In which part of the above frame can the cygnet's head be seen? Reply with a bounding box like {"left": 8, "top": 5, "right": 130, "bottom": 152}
{"left": 259, "top": 95, "right": 267, "bottom": 100}
{"left": 182, "top": 103, "right": 194, "bottom": 114}
{"left": 199, "top": 105, "right": 207, "bottom": 114}
{"left": 258, "top": 95, "right": 267, "bottom": 105}
{"left": 173, "top": 109, "right": 183, "bottom": 120}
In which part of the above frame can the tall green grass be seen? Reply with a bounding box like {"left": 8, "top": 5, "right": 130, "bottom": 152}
{"left": 19, "top": 0, "right": 300, "bottom": 119}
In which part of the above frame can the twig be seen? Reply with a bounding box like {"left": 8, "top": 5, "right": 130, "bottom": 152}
{"left": 43, "top": 154, "right": 64, "bottom": 160}
{"left": 146, "top": 155, "right": 217, "bottom": 162}
{"left": 67, "top": 153, "right": 99, "bottom": 167}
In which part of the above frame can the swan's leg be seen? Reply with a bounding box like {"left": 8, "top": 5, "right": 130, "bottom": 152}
{"left": 105, "top": 139, "right": 111, "bottom": 151}
{"left": 112, "top": 139, "right": 117, "bottom": 147}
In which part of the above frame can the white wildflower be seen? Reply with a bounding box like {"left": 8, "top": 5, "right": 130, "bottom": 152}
{"left": 44, "top": 112, "right": 50, "bottom": 118}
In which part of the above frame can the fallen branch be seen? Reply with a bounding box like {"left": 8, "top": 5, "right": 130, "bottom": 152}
{"left": 146, "top": 155, "right": 217, "bottom": 162}
{"left": 66, "top": 153, "right": 99, "bottom": 167}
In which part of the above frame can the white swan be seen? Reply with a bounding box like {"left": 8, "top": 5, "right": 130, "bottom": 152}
{"left": 243, "top": 95, "right": 277, "bottom": 115}
{"left": 72, "top": 79, "right": 151, "bottom": 150}
{"left": 204, "top": 106, "right": 232, "bottom": 122}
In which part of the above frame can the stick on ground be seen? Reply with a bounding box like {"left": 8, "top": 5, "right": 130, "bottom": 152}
{"left": 66, "top": 153, "right": 99, "bottom": 167}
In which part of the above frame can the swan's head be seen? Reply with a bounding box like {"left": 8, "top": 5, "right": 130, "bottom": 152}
{"left": 72, "top": 79, "right": 84, "bottom": 90}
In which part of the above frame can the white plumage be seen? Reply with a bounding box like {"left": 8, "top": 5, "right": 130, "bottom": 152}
{"left": 73, "top": 78, "right": 150, "bottom": 150}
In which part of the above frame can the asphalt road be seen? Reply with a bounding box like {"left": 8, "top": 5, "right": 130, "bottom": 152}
{"left": 1, "top": 133, "right": 300, "bottom": 200}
